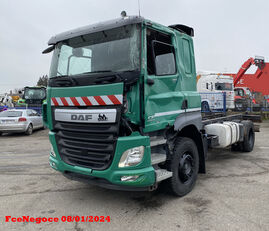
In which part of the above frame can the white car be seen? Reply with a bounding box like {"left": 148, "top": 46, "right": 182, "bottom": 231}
{"left": 0, "top": 109, "right": 44, "bottom": 135}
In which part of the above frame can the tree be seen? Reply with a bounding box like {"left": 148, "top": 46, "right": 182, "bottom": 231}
{"left": 37, "top": 75, "right": 48, "bottom": 87}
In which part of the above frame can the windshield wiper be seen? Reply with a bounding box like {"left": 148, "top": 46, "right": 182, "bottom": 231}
{"left": 94, "top": 74, "right": 122, "bottom": 84}
{"left": 50, "top": 75, "right": 77, "bottom": 86}
{"left": 79, "top": 70, "right": 113, "bottom": 75}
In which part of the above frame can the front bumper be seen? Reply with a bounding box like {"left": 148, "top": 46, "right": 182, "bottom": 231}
{"left": 49, "top": 131, "right": 156, "bottom": 189}
{"left": 0, "top": 123, "right": 28, "bottom": 133}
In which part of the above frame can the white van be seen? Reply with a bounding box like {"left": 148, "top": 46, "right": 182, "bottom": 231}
{"left": 197, "top": 73, "right": 235, "bottom": 111}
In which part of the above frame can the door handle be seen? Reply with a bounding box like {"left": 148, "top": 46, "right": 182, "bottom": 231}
{"left": 146, "top": 78, "right": 155, "bottom": 85}
{"left": 181, "top": 100, "right": 188, "bottom": 110}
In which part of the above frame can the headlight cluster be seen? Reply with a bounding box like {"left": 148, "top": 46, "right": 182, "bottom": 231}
{"left": 118, "top": 146, "right": 144, "bottom": 168}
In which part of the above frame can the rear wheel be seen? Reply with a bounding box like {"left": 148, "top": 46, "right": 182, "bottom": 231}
{"left": 231, "top": 142, "right": 243, "bottom": 151}
{"left": 241, "top": 121, "right": 255, "bottom": 152}
{"left": 201, "top": 101, "right": 210, "bottom": 112}
{"left": 25, "top": 124, "right": 33, "bottom": 135}
{"left": 167, "top": 137, "right": 199, "bottom": 197}
{"left": 231, "top": 121, "right": 255, "bottom": 152}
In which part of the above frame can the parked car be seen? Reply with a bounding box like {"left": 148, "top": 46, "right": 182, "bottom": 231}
{"left": 0, "top": 109, "right": 43, "bottom": 135}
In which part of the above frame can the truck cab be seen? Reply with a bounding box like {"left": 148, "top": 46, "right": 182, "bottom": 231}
{"left": 43, "top": 16, "right": 255, "bottom": 196}
{"left": 234, "top": 87, "right": 259, "bottom": 111}
{"left": 197, "top": 73, "right": 235, "bottom": 111}
{"left": 18, "top": 86, "right": 47, "bottom": 108}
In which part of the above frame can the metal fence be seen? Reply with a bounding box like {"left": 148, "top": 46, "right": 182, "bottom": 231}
{"left": 200, "top": 92, "right": 269, "bottom": 113}
{"left": 235, "top": 98, "right": 269, "bottom": 112}
{"left": 261, "top": 97, "right": 269, "bottom": 112}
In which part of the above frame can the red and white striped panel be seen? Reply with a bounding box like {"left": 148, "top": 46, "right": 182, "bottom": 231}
{"left": 51, "top": 95, "right": 123, "bottom": 106}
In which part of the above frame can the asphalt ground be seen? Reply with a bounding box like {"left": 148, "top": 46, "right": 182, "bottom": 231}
{"left": 0, "top": 122, "right": 269, "bottom": 231}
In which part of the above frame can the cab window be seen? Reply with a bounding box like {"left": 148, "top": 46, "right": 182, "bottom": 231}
{"left": 182, "top": 39, "right": 192, "bottom": 74}
{"left": 235, "top": 89, "right": 244, "bottom": 96}
{"left": 146, "top": 29, "right": 176, "bottom": 76}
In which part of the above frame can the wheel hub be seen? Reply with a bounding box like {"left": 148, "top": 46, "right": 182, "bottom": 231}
{"left": 178, "top": 153, "right": 194, "bottom": 184}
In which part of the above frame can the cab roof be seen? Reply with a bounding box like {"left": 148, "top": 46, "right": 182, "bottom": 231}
{"left": 47, "top": 16, "right": 194, "bottom": 45}
{"left": 48, "top": 16, "right": 144, "bottom": 45}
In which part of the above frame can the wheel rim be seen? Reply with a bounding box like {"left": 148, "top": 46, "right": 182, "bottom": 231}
{"left": 28, "top": 125, "right": 33, "bottom": 133}
{"left": 178, "top": 153, "right": 194, "bottom": 184}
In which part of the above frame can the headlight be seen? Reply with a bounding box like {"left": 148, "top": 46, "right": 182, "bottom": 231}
{"left": 118, "top": 146, "right": 144, "bottom": 168}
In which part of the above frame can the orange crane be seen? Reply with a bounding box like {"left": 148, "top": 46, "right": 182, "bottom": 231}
{"left": 232, "top": 56, "right": 265, "bottom": 111}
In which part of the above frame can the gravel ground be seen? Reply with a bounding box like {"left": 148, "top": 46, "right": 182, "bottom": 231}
{"left": 0, "top": 122, "right": 269, "bottom": 231}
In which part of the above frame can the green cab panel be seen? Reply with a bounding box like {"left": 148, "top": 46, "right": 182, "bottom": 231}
{"left": 45, "top": 82, "right": 124, "bottom": 130}
{"left": 48, "top": 82, "right": 123, "bottom": 98}
{"left": 143, "top": 22, "right": 200, "bottom": 133}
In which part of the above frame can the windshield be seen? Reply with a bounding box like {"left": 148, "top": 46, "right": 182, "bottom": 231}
{"left": 235, "top": 89, "right": 245, "bottom": 96}
{"left": 50, "top": 24, "right": 140, "bottom": 77}
{"left": 24, "top": 88, "right": 46, "bottom": 100}
{"left": 215, "top": 82, "right": 233, "bottom": 91}
{"left": 0, "top": 111, "right": 22, "bottom": 117}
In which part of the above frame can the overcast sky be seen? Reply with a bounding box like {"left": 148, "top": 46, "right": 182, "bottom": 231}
{"left": 0, "top": 0, "right": 268, "bottom": 93}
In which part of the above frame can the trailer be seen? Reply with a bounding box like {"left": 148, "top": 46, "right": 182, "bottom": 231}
{"left": 42, "top": 14, "right": 260, "bottom": 196}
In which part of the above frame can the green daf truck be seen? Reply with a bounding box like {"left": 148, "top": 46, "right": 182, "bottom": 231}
{"left": 43, "top": 15, "right": 256, "bottom": 196}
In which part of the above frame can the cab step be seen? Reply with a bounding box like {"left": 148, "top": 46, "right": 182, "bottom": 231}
{"left": 150, "top": 136, "right": 166, "bottom": 147}
{"left": 151, "top": 153, "right": 167, "bottom": 165}
{"left": 155, "top": 169, "right": 173, "bottom": 182}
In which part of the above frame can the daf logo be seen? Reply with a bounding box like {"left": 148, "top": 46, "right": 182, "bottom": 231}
{"left": 71, "top": 114, "right": 92, "bottom": 121}
{"left": 98, "top": 114, "right": 108, "bottom": 121}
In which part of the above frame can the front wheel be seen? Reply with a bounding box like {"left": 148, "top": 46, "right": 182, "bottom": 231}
{"left": 167, "top": 137, "right": 199, "bottom": 197}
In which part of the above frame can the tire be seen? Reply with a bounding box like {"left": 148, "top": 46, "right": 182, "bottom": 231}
{"left": 201, "top": 101, "right": 210, "bottom": 112}
{"left": 241, "top": 121, "right": 255, "bottom": 152}
{"left": 25, "top": 124, "right": 33, "bottom": 135}
{"left": 167, "top": 137, "right": 199, "bottom": 197}
{"left": 0, "top": 132, "right": 2, "bottom": 136}
{"left": 231, "top": 121, "right": 255, "bottom": 152}
{"left": 231, "top": 142, "right": 243, "bottom": 152}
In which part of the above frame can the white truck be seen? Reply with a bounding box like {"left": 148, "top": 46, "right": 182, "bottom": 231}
{"left": 197, "top": 73, "right": 235, "bottom": 111}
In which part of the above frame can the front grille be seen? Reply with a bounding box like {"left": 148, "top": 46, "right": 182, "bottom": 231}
{"left": 54, "top": 121, "right": 119, "bottom": 170}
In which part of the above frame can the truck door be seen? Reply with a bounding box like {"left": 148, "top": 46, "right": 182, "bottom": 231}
{"left": 143, "top": 28, "right": 185, "bottom": 132}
